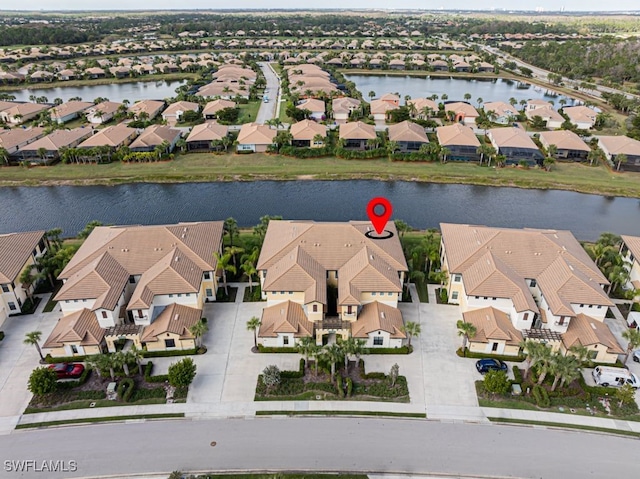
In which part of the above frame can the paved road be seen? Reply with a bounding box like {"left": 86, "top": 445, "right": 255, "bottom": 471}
{"left": 255, "top": 62, "right": 280, "bottom": 124}
{"left": 1, "top": 417, "right": 637, "bottom": 479}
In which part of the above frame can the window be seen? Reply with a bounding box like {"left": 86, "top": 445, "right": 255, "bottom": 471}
{"left": 165, "top": 339, "right": 176, "bottom": 348}
{"left": 530, "top": 279, "right": 537, "bottom": 287}
{"left": 372, "top": 292, "right": 376, "bottom": 296}
{"left": 169, "top": 294, "right": 173, "bottom": 298}
{"left": 177, "top": 294, "right": 182, "bottom": 298}
{"left": 138, "top": 310, "right": 144, "bottom": 318}
{"left": 451, "top": 291, "right": 459, "bottom": 300}
{"left": 206, "top": 288, "right": 213, "bottom": 297}
{"left": 588, "top": 305, "right": 593, "bottom": 308}
{"left": 492, "top": 343, "right": 499, "bottom": 352}
{"left": 289, "top": 291, "right": 293, "bottom": 295}
{"left": 388, "top": 292, "right": 393, "bottom": 296}
{"left": 283, "top": 336, "right": 289, "bottom": 345}
{"left": 453, "top": 274, "right": 461, "bottom": 282}
{"left": 1, "top": 284, "right": 9, "bottom": 293}
{"left": 8, "top": 302, "right": 16, "bottom": 311}
{"left": 523, "top": 312, "right": 529, "bottom": 321}
{"left": 204, "top": 272, "right": 211, "bottom": 280}
{"left": 492, "top": 297, "right": 496, "bottom": 301}
{"left": 186, "top": 293, "right": 190, "bottom": 297}
{"left": 597, "top": 305, "right": 602, "bottom": 309}
{"left": 281, "top": 291, "right": 285, "bottom": 295}
{"left": 373, "top": 336, "right": 384, "bottom": 346}
{"left": 579, "top": 304, "right": 584, "bottom": 308}
{"left": 347, "top": 305, "right": 353, "bottom": 314}
{"left": 129, "top": 276, "right": 136, "bottom": 284}
{"left": 312, "top": 304, "right": 318, "bottom": 312}
{"left": 588, "top": 350, "right": 598, "bottom": 360}
{"left": 71, "top": 345, "right": 78, "bottom": 354}
{"left": 101, "top": 311, "right": 108, "bottom": 319}
{"left": 483, "top": 297, "right": 488, "bottom": 300}
{"left": 558, "top": 316, "right": 565, "bottom": 325}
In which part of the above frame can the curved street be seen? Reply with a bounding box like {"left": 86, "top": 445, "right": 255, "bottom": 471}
{"left": 0, "top": 417, "right": 638, "bottom": 479}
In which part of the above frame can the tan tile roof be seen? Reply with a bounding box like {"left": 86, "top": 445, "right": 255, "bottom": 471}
{"left": 351, "top": 301, "right": 406, "bottom": 339}
{"left": 598, "top": 136, "right": 640, "bottom": 157}
{"left": 525, "top": 106, "right": 564, "bottom": 123}
{"left": 186, "top": 122, "right": 229, "bottom": 142}
{"left": 259, "top": 300, "right": 314, "bottom": 338}
{"left": 55, "top": 252, "right": 130, "bottom": 310}
{"left": 128, "top": 100, "right": 165, "bottom": 118}
{"left": 0, "top": 230, "right": 45, "bottom": 283}
{"left": 0, "top": 127, "right": 45, "bottom": 150}
{"left": 527, "top": 99, "right": 553, "bottom": 108}
{"left": 129, "top": 125, "right": 181, "bottom": 149}
{"left": 202, "top": 99, "right": 236, "bottom": 115}
{"left": 263, "top": 246, "right": 326, "bottom": 304}
{"left": 563, "top": 106, "right": 597, "bottom": 125}
{"left": 562, "top": 313, "right": 623, "bottom": 354}
{"left": 43, "top": 308, "right": 105, "bottom": 348}
{"left": 290, "top": 119, "right": 326, "bottom": 141}
{"left": 445, "top": 102, "right": 479, "bottom": 118}
{"left": 462, "top": 307, "right": 523, "bottom": 345}
{"left": 196, "top": 82, "right": 247, "bottom": 97}
{"left": 539, "top": 130, "right": 590, "bottom": 152}
{"left": 332, "top": 97, "right": 361, "bottom": 115}
{"left": 388, "top": 121, "right": 429, "bottom": 143}
{"left": 50, "top": 101, "right": 93, "bottom": 120}
{"left": 20, "top": 128, "right": 92, "bottom": 152}
{"left": 441, "top": 223, "right": 610, "bottom": 317}
{"left": 370, "top": 99, "right": 398, "bottom": 115}
{"left": 436, "top": 123, "right": 480, "bottom": 147}
{"left": 297, "top": 98, "right": 325, "bottom": 114}
{"left": 1, "top": 102, "right": 49, "bottom": 118}
{"left": 237, "top": 123, "right": 276, "bottom": 145}
{"left": 0, "top": 101, "right": 17, "bottom": 113}
{"left": 88, "top": 101, "right": 122, "bottom": 116}
{"left": 380, "top": 93, "right": 400, "bottom": 102}
{"left": 407, "top": 98, "right": 438, "bottom": 113}
{"left": 488, "top": 127, "right": 540, "bottom": 149}
{"left": 140, "top": 303, "right": 201, "bottom": 342}
{"left": 162, "top": 101, "right": 199, "bottom": 117}
{"left": 78, "top": 124, "right": 137, "bottom": 148}
{"left": 483, "top": 101, "right": 518, "bottom": 118}
{"left": 621, "top": 235, "right": 640, "bottom": 262}
{"left": 339, "top": 121, "right": 376, "bottom": 140}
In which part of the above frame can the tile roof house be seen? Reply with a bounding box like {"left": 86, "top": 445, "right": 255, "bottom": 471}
{"left": 128, "top": 100, "right": 165, "bottom": 120}
{"left": 525, "top": 106, "right": 564, "bottom": 129}
{"left": 86, "top": 101, "right": 123, "bottom": 124}
{"left": 462, "top": 307, "right": 523, "bottom": 356}
{"left": 129, "top": 125, "right": 182, "bottom": 153}
{"left": 444, "top": 102, "right": 479, "bottom": 125}
{"left": 256, "top": 220, "right": 408, "bottom": 347}
{"left": 620, "top": 235, "right": 640, "bottom": 301}
{"left": 18, "top": 128, "right": 93, "bottom": 163}
{"left": 487, "top": 127, "right": 544, "bottom": 165}
{"left": 43, "top": 222, "right": 223, "bottom": 357}
{"left": 186, "top": 122, "right": 229, "bottom": 151}
{"left": 441, "top": 223, "right": 619, "bottom": 362}
{"left": 339, "top": 121, "right": 376, "bottom": 150}
{"left": 50, "top": 101, "right": 93, "bottom": 124}
{"left": 407, "top": 98, "right": 438, "bottom": 120}
{"left": 332, "top": 97, "right": 361, "bottom": 123}
{"left": 290, "top": 119, "right": 327, "bottom": 148}
{"left": 202, "top": 99, "right": 236, "bottom": 120}
{"left": 597, "top": 136, "right": 640, "bottom": 172}
{"left": 0, "top": 102, "right": 50, "bottom": 125}
{"left": 0, "top": 231, "right": 48, "bottom": 326}
{"left": 296, "top": 98, "right": 326, "bottom": 121}
{"left": 436, "top": 123, "right": 480, "bottom": 161}
{"left": 161, "top": 101, "right": 199, "bottom": 123}
{"left": 236, "top": 123, "right": 276, "bottom": 153}
{"left": 387, "top": 120, "right": 428, "bottom": 152}
{"left": 562, "top": 106, "right": 597, "bottom": 130}
{"left": 539, "top": 130, "right": 590, "bottom": 161}
{"left": 483, "top": 101, "right": 518, "bottom": 125}
{"left": 78, "top": 124, "right": 138, "bottom": 150}
{"left": 370, "top": 99, "right": 399, "bottom": 122}
{"left": 43, "top": 308, "right": 106, "bottom": 356}
{"left": 0, "top": 127, "right": 45, "bottom": 155}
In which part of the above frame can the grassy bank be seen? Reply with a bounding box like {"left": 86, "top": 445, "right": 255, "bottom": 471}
{"left": 2, "top": 153, "right": 640, "bottom": 198}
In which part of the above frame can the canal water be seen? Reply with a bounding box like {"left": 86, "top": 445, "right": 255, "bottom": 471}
{"left": 0, "top": 181, "right": 638, "bottom": 241}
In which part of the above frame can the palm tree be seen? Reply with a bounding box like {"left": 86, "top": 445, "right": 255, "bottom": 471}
{"left": 535, "top": 345, "right": 555, "bottom": 385}
{"left": 322, "top": 343, "right": 344, "bottom": 383}
{"left": 568, "top": 344, "right": 590, "bottom": 364}
{"left": 476, "top": 144, "right": 496, "bottom": 165}
{"left": 607, "top": 265, "right": 630, "bottom": 294}
{"left": 440, "top": 146, "right": 451, "bottom": 163}
{"left": 342, "top": 337, "right": 366, "bottom": 373}
{"left": 386, "top": 140, "right": 398, "bottom": 157}
{"left": 615, "top": 153, "right": 628, "bottom": 172}
{"left": 464, "top": 93, "right": 472, "bottom": 102}
{"left": 19, "top": 265, "right": 40, "bottom": 305}
{"left": 476, "top": 97, "right": 483, "bottom": 108}
{"left": 622, "top": 329, "right": 640, "bottom": 364}
{"left": 368, "top": 90, "right": 376, "bottom": 101}
{"left": 456, "top": 320, "right": 476, "bottom": 351}
{"left": 312, "top": 134, "right": 325, "bottom": 147}
{"left": 551, "top": 354, "right": 580, "bottom": 392}
{"left": 297, "top": 336, "right": 317, "bottom": 368}
{"left": 508, "top": 97, "right": 517, "bottom": 107}
{"left": 543, "top": 157, "right": 555, "bottom": 172}
{"left": 86, "top": 354, "right": 109, "bottom": 378}
{"left": 189, "top": 319, "right": 209, "bottom": 348}
{"left": 402, "top": 321, "right": 421, "bottom": 349}
{"left": 0, "top": 147, "right": 10, "bottom": 165}
{"left": 225, "top": 245, "right": 245, "bottom": 268}
{"left": 241, "top": 258, "right": 258, "bottom": 291}
{"left": 587, "top": 148, "right": 601, "bottom": 167}
{"left": 213, "top": 251, "right": 235, "bottom": 294}
{"left": 247, "top": 316, "right": 261, "bottom": 350}
{"left": 520, "top": 339, "right": 545, "bottom": 378}
{"left": 546, "top": 144, "right": 558, "bottom": 159}
{"left": 129, "top": 344, "right": 145, "bottom": 376}
{"left": 24, "top": 331, "right": 44, "bottom": 361}
{"left": 223, "top": 217, "right": 239, "bottom": 247}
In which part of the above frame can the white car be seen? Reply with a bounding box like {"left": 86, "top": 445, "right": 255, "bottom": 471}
{"left": 633, "top": 350, "right": 640, "bottom": 363}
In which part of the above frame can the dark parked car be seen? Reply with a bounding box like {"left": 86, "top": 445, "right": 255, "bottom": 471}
{"left": 48, "top": 363, "right": 85, "bottom": 379}
{"left": 475, "top": 358, "right": 508, "bottom": 374}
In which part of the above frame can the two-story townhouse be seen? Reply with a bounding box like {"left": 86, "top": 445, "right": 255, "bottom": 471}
{"left": 441, "top": 223, "right": 620, "bottom": 363}
{"left": 0, "top": 231, "right": 48, "bottom": 326}
{"left": 620, "top": 235, "right": 640, "bottom": 301}
{"left": 43, "top": 222, "right": 223, "bottom": 357}
{"left": 256, "top": 221, "right": 407, "bottom": 348}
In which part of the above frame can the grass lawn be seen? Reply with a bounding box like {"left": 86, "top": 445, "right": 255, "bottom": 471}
{"left": 3, "top": 153, "right": 640, "bottom": 197}
{"left": 16, "top": 413, "right": 184, "bottom": 429}
{"left": 42, "top": 283, "right": 63, "bottom": 313}
{"left": 237, "top": 101, "right": 261, "bottom": 124}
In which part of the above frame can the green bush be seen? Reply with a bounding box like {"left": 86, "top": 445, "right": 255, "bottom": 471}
{"left": 439, "top": 288, "right": 448, "bottom": 303}
{"left": 167, "top": 357, "right": 197, "bottom": 387}
{"left": 366, "top": 345, "right": 412, "bottom": 354}
{"left": 279, "top": 145, "right": 333, "bottom": 158}
{"left": 45, "top": 354, "right": 88, "bottom": 364}
{"left": 334, "top": 147, "right": 386, "bottom": 159}
{"left": 346, "top": 377, "right": 353, "bottom": 397}
{"left": 363, "top": 372, "right": 387, "bottom": 380}
{"left": 336, "top": 375, "right": 345, "bottom": 398}
{"left": 142, "top": 348, "right": 198, "bottom": 358}
{"left": 117, "top": 378, "right": 135, "bottom": 402}
{"left": 532, "top": 384, "right": 551, "bottom": 408}
{"left": 144, "top": 362, "right": 168, "bottom": 383}
{"left": 389, "top": 152, "right": 435, "bottom": 162}
{"left": 129, "top": 386, "right": 166, "bottom": 402}
{"left": 456, "top": 347, "right": 526, "bottom": 362}
{"left": 257, "top": 345, "right": 299, "bottom": 353}
{"left": 512, "top": 365, "right": 523, "bottom": 384}
{"left": 57, "top": 367, "right": 92, "bottom": 390}
{"left": 28, "top": 367, "right": 58, "bottom": 396}
{"left": 484, "top": 370, "right": 511, "bottom": 395}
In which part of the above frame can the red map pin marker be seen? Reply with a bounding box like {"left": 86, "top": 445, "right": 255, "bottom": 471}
{"left": 367, "top": 197, "right": 393, "bottom": 235}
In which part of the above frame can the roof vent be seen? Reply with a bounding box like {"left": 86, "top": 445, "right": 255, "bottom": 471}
{"left": 173, "top": 314, "right": 180, "bottom": 321}
{"left": 181, "top": 234, "right": 186, "bottom": 238}
{"left": 568, "top": 264, "right": 574, "bottom": 271}
{"left": 381, "top": 311, "right": 385, "bottom": 319}
{"left": 590, "top": 323, "right": 597, "bottom": 330}
{"left": 175, "top": 257, "right": 180, "bottom": 262}
{"left": 183, "top": 227, "right": 188, "bottom": 232}
{"left": 370, "top": 254, "right": 374, "bottom": 260}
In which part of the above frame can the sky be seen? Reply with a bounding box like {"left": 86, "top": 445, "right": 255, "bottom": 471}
{"left": 9, "top": 1, "right": 640, "bottom": 12}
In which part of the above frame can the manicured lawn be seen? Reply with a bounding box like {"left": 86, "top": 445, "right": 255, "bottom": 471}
{"left": 16, "top": 413, "right": 184, "bottom": 429}
{"left": 237, "top": 101, "right": 261, "bottom": 124}
{"left": 2, "top": 153, "right": 640, "bottom": 198}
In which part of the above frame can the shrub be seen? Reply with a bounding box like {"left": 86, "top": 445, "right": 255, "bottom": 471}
{"left": 261, "top": 365, "right": 281, "bottom": 391}
{"left": 484, "top": 370, "right": 511, "bottom": 395}
{"left": 28, "top": 367, "right": 58, "bottom": 396}
{"left": 512, "top": 365, "right": 523, "bottom": 384}
{"left": 279, "top": 145, "right": 333, "bottom": 158}
{"left": 45, "top": 354, "right": 88, "bottom": 364}
{"left": 346, "top": 377, "right": 353, "bottom": 397}
{"left": 336, "top": 375, "right": 345, "bottom": 398}
{"left": 117, "top": 378, "right": 135, "bottom": 402}
{"left": 129, "top": 386, "right": 166, "bottom": 402}
{"left": 168, "top": 358, "right": 197, "bottom": 387}
{"left": 439, "top": 288, "right": 448, "bottom": 303}
{"left": 257, "top": 345, "right": 299, "bottom": 353}
{"left": 144, "top": 361, "right": 169, "bottom": 383}
{"left": 365, "top": 346, "right": 412, "bottom": 354}
{"left": 142, "top": 348, "right": 198, "bottom": 358}
{"left": 334, "top": 147, "right": 386, "bottom": 159}
{"left": 532, "top": 384, "right": 551, "bottom": 408}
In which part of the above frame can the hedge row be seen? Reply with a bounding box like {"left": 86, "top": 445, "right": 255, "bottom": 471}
{"left": 366, "top": 345, "right": 412, "bottom": 355}
{"left": 279, "top": 145, "right": 334, "bottom": 158}
{"left": 532, "top": 384, "right": 550, "bottom": 407}
{"left": 336, "top": 375, "right": 345, "bottom": 399}
{"left": 512, "top": 365, "right": 523, "bottom": 384}
{"left": 142, "top": 348, "right": 200, "bottom": 358}
{"left": 334, "top": 147, "right": 386, "bottom": 159}
{"left": 117, "top": 378, "right": 135, "bottom": 402}
{"left": 257, "top": 345, "right": 299, "bottom": 353}
{"left": 389, "top": 152, "right": 436, "bottom": 162}
{"left": 280, "top": 359, "right": 306, "bottom": 379}
{"left": 457, "top": 347, "right": 526, "bottom": 363}
{"left": 57, "top": 366, "right": 92, "bottom": 390}
{"left": 144, "top": 361, "right": 168, "bottom": 383}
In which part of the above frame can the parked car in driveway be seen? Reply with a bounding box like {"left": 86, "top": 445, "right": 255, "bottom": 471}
{"left": 48, "top": 363, "right": 84, "bottom": 379}
{"left": 475, "top": 358, "right": 508, "bottom": 374}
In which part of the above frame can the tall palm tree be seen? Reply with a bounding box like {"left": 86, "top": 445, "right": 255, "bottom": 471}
{"left": 189, "top": 319, "right": 209, "bottom": 348}
{"left": 213, "top": 251, "right": 235, "bottom": 294}
{"left": 24, "top": 331, "right": 44, "bottom": 361}
{"left": 546, "top": 144, "right": 558, "bottom": 158}
{"left": 456, "top": 320, "right": 476, "bottom": 351}
{"left": 402, "top": 321, "right": 421, "bottom": 349}
{"left": 0, "top": 147, "right": 10, "bottom": 165}
{"left": 520, "top": 340, "right": 547, "bottom": 379}
{"left": 615, "top": 153, "right": 628, "bottom": 172}
{"left": 622, "top": 329, "right": 640, "bottom": 364}
{"left": 247, "top": 316, "right": 261, "bottom": 350}
{"left": 341, "top": 337, "right": 366, "bottom": 373}
{"left": 223, "top": 217, "right": 239, "bottom": 247}
{"left": 551, "top": 353, "right": 580, "bottom": 392}
{"left": 129, "top": 344, "right": 145, "bottom": 376}
{"left": 368, "top": 91, "right": 376, "bottom": 101}
{"left": 322, "top": 343, "right": 344, "bottom": 383}
{"left": 297, "top": 336, "right": 317, "bottom": 367}
{"left": 19, "top": 265, "right": 40, "bottom": 305}
{"left": 241, "top": 258, "right": 258, "bottom": 292}
{"left": 476, "top": 144, "right": 496, "bottom": 165}
{"left": 535, "top": 345, "right": 555, "bottom": 385}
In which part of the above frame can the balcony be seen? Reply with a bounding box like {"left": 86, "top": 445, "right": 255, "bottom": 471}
{"left": 317, "top": 317, "right": 351, "bottom": 332}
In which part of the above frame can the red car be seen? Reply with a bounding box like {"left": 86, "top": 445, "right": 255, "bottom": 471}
{"left": 48, "top": 363, "right": 85, "bottom": 379}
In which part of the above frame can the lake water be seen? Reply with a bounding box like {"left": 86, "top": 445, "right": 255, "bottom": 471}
{"left": 345, "top": 75, "right": 577, "bottom": 106}
{"left": 0, "top": 181, "right": 638, "bottom": 241}
{"left": 7, "top": 80, "right": 187, "bottom": 103}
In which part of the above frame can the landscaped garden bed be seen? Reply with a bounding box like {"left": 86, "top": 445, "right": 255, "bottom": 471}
{"left": 255, "top": 359, "right": 409, "bottom": 402}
